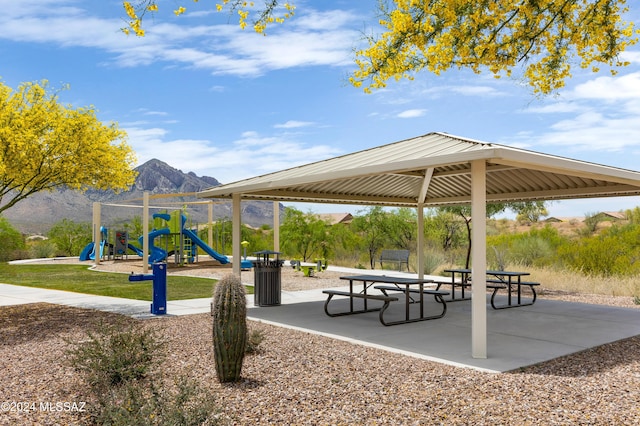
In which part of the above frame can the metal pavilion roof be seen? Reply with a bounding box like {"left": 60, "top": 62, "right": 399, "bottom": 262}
{"left": 196, "top": 132, "right": 640, "bottom": 206}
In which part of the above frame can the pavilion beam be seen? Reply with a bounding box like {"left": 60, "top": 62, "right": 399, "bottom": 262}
{"left": 418, "top": 168, "right": 434, "bottom": 204}
{"left": 471, "top": 160, "right": 487, "bottom": 359}
{"left": 244, "top": 190, "right": 414, "bottom": 204}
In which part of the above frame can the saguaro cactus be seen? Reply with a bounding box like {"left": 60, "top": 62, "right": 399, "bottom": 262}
{"left": 211, "top": 273, "right": 248, "bottom": 383}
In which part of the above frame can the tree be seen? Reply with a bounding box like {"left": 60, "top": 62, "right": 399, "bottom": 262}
{"left": 513, "top": 201, "right": 549, "bottom": 223}
{"left": 351, "top": 0, "right": 638, "bottom": 94}
{"left": 426, "top": 208, "right": 464, "bottom": 252}
{"left": 0, "top": 80, "right": 137, "bottom": 215}
{"left": 47, "top": 219, "right": 92, "bottom": 256}
{"left": 124, "top": 1, "right": 637, "bottom": 95}
{"left": 0, "top": 216, "right": 24, "bottom": 261}
{"left": 385, "top": 208, "right": 417, "bottom": 251}
{"left": 123, "top": 1, "right": 295, "bottom": 36}
{"left": 351, "top": 206, "right": 390, "bottom": 269}
{"left": 441, "top": 201, "right": 548, "bottom": 268}
{"left": 280, "top": 208, "right": 332, "bottom": 261}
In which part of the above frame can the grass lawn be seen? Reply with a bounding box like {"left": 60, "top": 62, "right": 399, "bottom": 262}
{"left": 0, "top": 263, "right": 251, "bottom": 301}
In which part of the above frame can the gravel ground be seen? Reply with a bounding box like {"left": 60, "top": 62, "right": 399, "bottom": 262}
{"left": 1, "top": 259, "right": 640, "bottom": 424}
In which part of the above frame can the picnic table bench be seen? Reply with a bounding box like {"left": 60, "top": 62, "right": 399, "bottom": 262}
{"left": 322, "top": 290, "right": 398, "bottom": 324}
{"left": 486, "top": 278, "right": 539, "bottom": 309}
{"left": 441, "top": 268, "right": 539, "bottom": 309}
{"left": 323, "top": 275, "right": 449, "bottom": 326}
{"left": 379, "top": 249, "right": 410, "bottom": 271}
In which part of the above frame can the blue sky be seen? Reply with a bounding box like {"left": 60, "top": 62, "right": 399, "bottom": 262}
{"left": 2, "top": 0, "right": 640, "bottom": 218}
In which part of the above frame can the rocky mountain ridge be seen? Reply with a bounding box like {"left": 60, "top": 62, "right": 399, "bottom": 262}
{"left": 3, "top": 159, "right": 281, "bottom": 234}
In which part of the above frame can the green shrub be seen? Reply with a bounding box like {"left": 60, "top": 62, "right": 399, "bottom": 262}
{"left": 245, "top": 328, "right": 265, "bottom": 354}
{"left": 66, "top": 320, "right": 226, "bottom": 425}
{"left": 0, "top": 216, "right": 25, "bottom": 261}
{"left": 422, "top": 249, "right": 445, "bottom": 274}
{"left": 66, "top": 321, "right": 165, "bottom": 394}
{"left": 94, "top": 376, "right": 225, "bottom": 426}
{"left": 558, "top": 223, "right": 640, "bottom": 277}
{"left": 510, "top": 236, "right": 553, "bottom": 267}
{"left": 488, "top": 225, "right": 567, "bottom": 268}
{"left": 28, "top": 240, "right": 57, "bottom": 259}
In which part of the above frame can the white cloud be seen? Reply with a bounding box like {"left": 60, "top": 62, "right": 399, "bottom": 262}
{"left": 0, "top": 2, "right": 360, "bottom": 76}
{"left": 126, "top": 125, "right": 343, "bottom": 183}
{"left": 273, "top": 120, "right": 315, "bottom": 129}
{"left": 571, "top": 72, "right": 640, "bottom": 101}
{"left": 449, "top": 85, "right": 504, "bottom": 97}
{"left": 511, "top": 69, "right": 640, "bottom": 154}
{"left": 621, "top": 51, "right": 640, "bottom": 64}
{"left": 397, "top": 109, "right": 427, "bottom": 118}
{"left": 523, "top": 102, "right": 584, "bottom": 114}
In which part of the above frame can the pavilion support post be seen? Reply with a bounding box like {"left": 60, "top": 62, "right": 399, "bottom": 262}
{"left": 471, "top": 160, "right": 487, "bottom": 359}
{"left": 208, "top": 201, "right": 214, "bottom": 248}
{"left": 232, "top": 194, "right": 242, "bottom": 276}
{"left": 143, "top": 191, "right": 149, "bottom": 274}
{"left": 417, "top": 204, "right": 424, "bottom": 279}
{"left": 92, "top": 202, "right": 101, "bottom": 266}
{"left": 273, "top": 201, "right": 280, "bottom": 252}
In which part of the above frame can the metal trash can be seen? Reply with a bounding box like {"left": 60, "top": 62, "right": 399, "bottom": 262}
{"left": 252, "top": 250, "right": 283, "bottom": 306}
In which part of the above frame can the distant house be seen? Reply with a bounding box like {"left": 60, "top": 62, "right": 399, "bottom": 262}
{"left": 317, "top": 213, "right": 353, "bottom": 225}
{"left": 592, "top": 211, "right": 626, "bottom": 222}
{"left": 544, "top": 216, "right": 584, "bottom": 223}
{"left": 544, "top": 211, "right": 626, "bottom": 224}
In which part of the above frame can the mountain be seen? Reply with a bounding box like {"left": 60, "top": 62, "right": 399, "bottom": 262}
{"left": 3, "top": 159, "right": 282, "bottom": 234}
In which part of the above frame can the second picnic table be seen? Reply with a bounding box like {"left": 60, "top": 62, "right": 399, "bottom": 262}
{"left": 440, "top": 268, "right": 540, "bottom": 309}
{"left": 322, "top": 275, "right": 449, "bottom": 326}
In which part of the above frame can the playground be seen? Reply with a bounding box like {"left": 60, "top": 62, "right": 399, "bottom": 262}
{"left": 79, "top": 200, "right": 253, "bottom": 270}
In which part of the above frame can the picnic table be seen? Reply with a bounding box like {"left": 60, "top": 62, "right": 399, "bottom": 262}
{"left": 440, "top": 268, "right": 540, "bottom": 309}
{"left": 322, "top": 275, "right": 449, "bottom": 326}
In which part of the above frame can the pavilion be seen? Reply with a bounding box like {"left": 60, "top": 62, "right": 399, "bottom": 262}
{"left": 196, "top": 132, "right": 640, "bottom": 359}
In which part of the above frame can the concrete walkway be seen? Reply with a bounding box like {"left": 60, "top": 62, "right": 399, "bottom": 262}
{"left": 2, "top": 272, "right": 640, "bottom": 373}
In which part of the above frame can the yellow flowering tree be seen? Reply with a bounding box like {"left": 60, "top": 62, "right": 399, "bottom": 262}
{"left": 122, "top": 0, "right": 295, "bottom": 36}
{"left": 351, "top": 0, "right": 638, "bottom": 95}
{"left": 0, "top": 80, "right": 137, "bottom": 214}
{"left": 122, "top": 1, "right": 638, "bottom": 95}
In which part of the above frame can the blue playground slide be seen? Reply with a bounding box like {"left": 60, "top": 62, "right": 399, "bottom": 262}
{"left": 79, "top": 242, "right": 94, "bottom": 261}
{"left": 182, "top": 228, "right": 230, "bottom": 264}
{"left": 182, "top": 228, "right": 252, "bottom": 268}
{"left": 79, "top": 226, "right": 108, "bottom": 261}
{"left": 79, "top": 240, "right": 107, "bottom": 261}
{"left": 127, "top": 244, "right": 143, "bottom": 257}
{"left": 140, "top": 228, "right": 171, "bottom": 264}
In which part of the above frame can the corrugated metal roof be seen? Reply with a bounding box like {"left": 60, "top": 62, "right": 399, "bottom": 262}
{"left": 197, "top": 132, "right": 640, "bottom": 206}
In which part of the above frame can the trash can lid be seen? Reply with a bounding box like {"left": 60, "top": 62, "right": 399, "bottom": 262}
{"left": 253, "top": 250, "right": 281, "bottom": 255}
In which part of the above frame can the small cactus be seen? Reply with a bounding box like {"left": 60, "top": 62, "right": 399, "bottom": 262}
{"left": 211, "top": 273, "right": 248, "bottom": 383}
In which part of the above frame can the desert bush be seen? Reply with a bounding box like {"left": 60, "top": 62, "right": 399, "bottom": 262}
{"left": 66, "top": 321, "right": 224, "bottom": 425}
{"left": 28, "top": 240, "right": 57, "bottom": 259}
{"left": 66, "top": 321, "right": 165, "bottom": 394}
{"left": 0, "top": 216, "right": 25, "bottom": 261}
{"left": 422, "top": 249, "right": 446, "bottom": 274}
{"left": 488, "top": 225, "right": 567, "bottom": 268}
{"left": 559, "top": 223, "right": 640, "bottom": 277}
{"left": 245, "top": 328, "right": 265, "bottom": 354}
